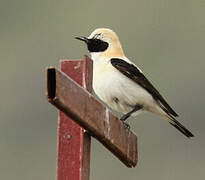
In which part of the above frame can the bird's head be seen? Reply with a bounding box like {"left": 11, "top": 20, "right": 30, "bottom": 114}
{"left": 75, "top": 28, "right": 124, "bottom": 59}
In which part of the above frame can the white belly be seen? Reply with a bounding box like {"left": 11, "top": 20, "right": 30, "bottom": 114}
{"left": 93, "top": 60, "right": 155, "bottom": 114}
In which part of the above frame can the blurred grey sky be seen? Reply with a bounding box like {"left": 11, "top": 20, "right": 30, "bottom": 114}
{"left": 0, "top": 0, "right": 205, "bottom": 179}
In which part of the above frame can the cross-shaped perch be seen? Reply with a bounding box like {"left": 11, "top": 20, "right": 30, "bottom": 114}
{"left": 46, "top": 55, "right": 138, "bottom": 180}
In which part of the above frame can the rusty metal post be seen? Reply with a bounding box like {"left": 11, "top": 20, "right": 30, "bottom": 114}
{"left": 56, "top": 55, "right": 92, "bottom": 180}
{"left": 46, "top": 59, "right": 138, "bottom": 168}
{"left": 46, "top": 54, "right": 138, "bottom": 169}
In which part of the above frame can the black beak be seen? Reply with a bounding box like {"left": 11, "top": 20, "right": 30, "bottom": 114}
{"left": 75, "top": 36, "right": 89, "bottom": 43}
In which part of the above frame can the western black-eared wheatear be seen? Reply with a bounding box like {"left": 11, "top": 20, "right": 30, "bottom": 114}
{"left": 75, "top": 28, "right": 194, "bottom": 138}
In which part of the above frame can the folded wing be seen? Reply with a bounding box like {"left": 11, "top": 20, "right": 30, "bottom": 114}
{"left": 110, "top": 58, "right": 178, "bottom": 117}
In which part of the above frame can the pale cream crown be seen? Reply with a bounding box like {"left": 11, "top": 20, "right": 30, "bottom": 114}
{"left": 88, "top": 28, "right": 125, "bottom": 58}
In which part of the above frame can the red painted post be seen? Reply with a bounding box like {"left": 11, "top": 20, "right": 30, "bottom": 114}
{"left": 56, "top": 56, "right": 92, "bottom": 180}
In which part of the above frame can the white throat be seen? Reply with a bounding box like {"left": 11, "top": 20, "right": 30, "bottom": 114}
{"left": 90, "top": 52, "right": 102, "bottom": 61}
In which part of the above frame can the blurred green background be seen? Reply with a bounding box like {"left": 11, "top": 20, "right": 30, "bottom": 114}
{"left": 0, "top": 0, "right": 204, "bottom": 179}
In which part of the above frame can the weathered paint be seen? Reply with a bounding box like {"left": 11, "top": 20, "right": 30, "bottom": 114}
{"left": 46, "top": 56, "right": 138, "bottom": 168}
{"left": 56, "top": 56, "right": 92, "bottom": 180}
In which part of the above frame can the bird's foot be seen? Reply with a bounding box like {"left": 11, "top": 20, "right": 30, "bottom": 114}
{"left": 123, "top": 122, "right": 130, "bottom": 130}
{"left": 120, "top": 115, "right": 130, "bottom": 129}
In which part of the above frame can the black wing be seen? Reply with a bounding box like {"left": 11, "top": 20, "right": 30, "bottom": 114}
{"left": 110, "top": 58, "right": 178, "bottom": 117}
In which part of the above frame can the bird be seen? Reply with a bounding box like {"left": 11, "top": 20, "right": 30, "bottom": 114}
{"left": 75, "top": 28, "right": 194, "bottom": 138}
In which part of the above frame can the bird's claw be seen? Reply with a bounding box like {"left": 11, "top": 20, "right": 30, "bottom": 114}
{"left": 123, "top": 122, "right": 130, "bottom": 130}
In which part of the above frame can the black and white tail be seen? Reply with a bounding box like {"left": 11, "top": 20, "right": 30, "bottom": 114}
{"left": 167, "top": 115, "right": 194, "bottom": 138}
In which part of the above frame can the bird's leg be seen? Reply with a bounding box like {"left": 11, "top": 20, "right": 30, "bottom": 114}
{"left": 120, "top": 105, "right": 142, "bottom": 129}
{"left": 120, "top": 105, "right": 142, "bottom": 122}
